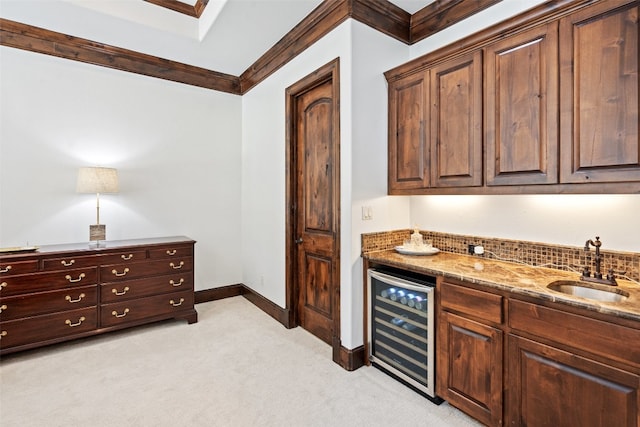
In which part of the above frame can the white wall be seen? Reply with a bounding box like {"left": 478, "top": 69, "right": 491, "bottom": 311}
{"left": 405, "top": 0, "right": 640, "bottom": 253}
{"left": 0, "top": 47, "right": 244, "bottom": 290}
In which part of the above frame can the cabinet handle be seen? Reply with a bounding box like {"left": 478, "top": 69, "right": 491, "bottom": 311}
{"left": 65, "top": 316, "right": 86, "bottom": 327}
{"left": 166, "top": 250, "right": 177, "bottom": 256}
{"left": 169, "top": 278, "right": 185, "bottom": 287}
{"left": 65, "top": 293, "right": 86, "bottom": 303}
{"left": 111, "top": 268, "right": 130, "bottom": 277}
{"left": 1, "top": 266, "right": 12, "bottom": 273}
{"left": 0, "top": 282, "right": 7, "bottom": 291}
{"left": 0, "top": 331, "right": 6, "bottom": 339}
{"left": 121, "top": 254, "right": 133, "bottom": 260}
{"left": 170, "top": 298, "right": 185, "bottom": 307}
{"left": 65, "top": 273, "right": 86, "bottom": 283}
{"left": 61, "top": 260, "right": 75, "bottom": 267}
{"left": 112, "top": 286, "right": 130, "bottom": 296}
{"left": 111, "top": 308, "right": 130, "bottom": 318}
{"left": 169, "top": 261, "right": 184, "bottom": 270}
{"left": 0, "top": 304, "right": 6, "bottom": 313}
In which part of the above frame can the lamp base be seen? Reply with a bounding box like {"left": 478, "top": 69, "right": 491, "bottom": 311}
{"left": 89, "top": 224, "right": 106, "bottom": 241}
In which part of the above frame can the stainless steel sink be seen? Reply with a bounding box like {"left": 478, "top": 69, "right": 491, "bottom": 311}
{"left": 547, "top": 280, "right": 629, "bottom": 303}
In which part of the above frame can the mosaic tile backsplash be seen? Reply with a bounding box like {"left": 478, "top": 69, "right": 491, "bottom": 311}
{"left": 362, "top": 229, "right": 640, "bottom": 283}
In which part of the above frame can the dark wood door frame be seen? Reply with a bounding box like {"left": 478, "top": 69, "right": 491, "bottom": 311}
{"left": 285, "top": 58, "right": 342, "bottom": 364}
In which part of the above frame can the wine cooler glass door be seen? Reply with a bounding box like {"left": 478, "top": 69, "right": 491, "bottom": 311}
{"left": 368, "top": 269, "right": 436, "bottom": 398}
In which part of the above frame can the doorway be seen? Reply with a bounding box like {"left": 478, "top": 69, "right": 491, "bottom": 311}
{"left": 285, "top": 58, "right": 341, "bottom": 362}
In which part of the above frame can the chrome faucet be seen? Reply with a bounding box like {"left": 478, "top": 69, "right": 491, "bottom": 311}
{"left": 582, "top": 236, "right": 618, "bottom": 286}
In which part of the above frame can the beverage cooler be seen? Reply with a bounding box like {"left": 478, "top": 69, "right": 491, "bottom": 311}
{"left": 367, "top": 268, "right": 442, "bottom": 403}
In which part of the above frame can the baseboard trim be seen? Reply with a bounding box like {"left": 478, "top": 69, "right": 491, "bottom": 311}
{"left": 194, "top": 284, "right": 245, "bottom": 304}
{"left": 195, "top": 285, "right": 363, "bottom": 371}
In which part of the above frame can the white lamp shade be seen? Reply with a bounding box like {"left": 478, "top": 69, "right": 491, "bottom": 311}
{"left": 76, "top": 167, "right": 119, "bottom": 194}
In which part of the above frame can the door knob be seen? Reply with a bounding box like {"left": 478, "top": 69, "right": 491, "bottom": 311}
{"left": 295, "top": 238, "right": 303, "bottom": 244}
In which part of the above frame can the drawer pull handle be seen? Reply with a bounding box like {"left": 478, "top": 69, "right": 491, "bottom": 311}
{"left": 0, "top": 282, "right": 6, "bottom": 290}
{"left": 111, "top": 268, "right": 130, "bottom": 277}
{"left": 170, "top": 298, "right": 185, "bottom": 307}
{"left": 170, "top": 261, "right": 184, "bottom": 270}
{"left": 61, "top": 260, "right": 75, "bottom": 267}
{"left": 65, "top": 316, "right": 86, "bottom": 327}
{"left": 65, "top": 293, "right": 86, "bottom": 303}
{"left": 112, "top": 308, "right": 130, "bottom": 318}
{"left": 0, "top": 304, "right": 6, "bottom": 313}
{"left": 112, "top": 286, "right": 130, "bottom": 296}
{"left": 0, "top": 331, "right": 6, "bottom": 339}
{"left": 169, "top": 278, "right": 185, "bottom": 287}
{"left": 1, "top": 266, "right": 12, "bottom": 273}
{"left": 65, "top": 273, "right": 86, "bottom": 283}
{"left": 121, "top": 254, "right": 134, "bottom": 260}
{"left": 166, "top": 250, "right": 177, "bottom": 256}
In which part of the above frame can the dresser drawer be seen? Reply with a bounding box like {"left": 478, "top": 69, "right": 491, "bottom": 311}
{"left": 148, "top": 245, "right": 193, "bottom": 259}
{"left": 0, "top": 307, "right": 97, "bottom": 350}
{"left": 0, "top": 267, "right": 98, "bottom": 297}
{"left": 440, "top": 281, "right": 503, "bottom": 324}
{"left": 0, "top": 259, "right": 39, "bottom": 276}
{"left": 101, "top": 258, "right": 193, "bottom": 282}
{"left": 100, "top": 290, "right": 194, "bottom": 327}
{"left": 42, "top": 254, "right": 99, "bottom": 271}
{"left": 101, "top": 273, "right": 194, "bottom": 303}
{"left": 0, "top": 285, "right": 97, "bottom": 321}
{"left": 98, "top": 250, "right": 148, "bottom": 265}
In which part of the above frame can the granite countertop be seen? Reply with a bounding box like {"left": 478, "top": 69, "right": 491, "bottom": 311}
{"left": 364, "top": 249, "right": 640, "bottom": 323}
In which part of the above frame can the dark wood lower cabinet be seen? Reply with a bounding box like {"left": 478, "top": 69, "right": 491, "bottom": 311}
{"left": 436, "top": 277, "right": 640, "bottom": 427}
{"left": 437, "top": 311, "right": 503, "bottom": 426}
{"left": 506, "top": 335, "right": 639, "bottom": 427}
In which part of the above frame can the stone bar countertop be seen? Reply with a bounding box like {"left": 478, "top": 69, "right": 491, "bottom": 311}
{"left": 364, "top": 249, "right": 640, "bottom": 323}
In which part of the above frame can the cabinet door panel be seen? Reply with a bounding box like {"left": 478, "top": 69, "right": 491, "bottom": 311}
{"left": 388, "top": 72, "right": 429, "bottom": 192}
{"left": 430, "top": 51, "right": 483, "bottom": 187}
{"left": 437, "top": 311, "right": 503, "bottom": 426}
{"left": 486, "top": 23, "right": 559, "bottom": 185}
{"left": 507, "top": 335, "right": 639, "bottom": 427}
{"left": 560, "top": 0, "right": 640, "bottom": 183}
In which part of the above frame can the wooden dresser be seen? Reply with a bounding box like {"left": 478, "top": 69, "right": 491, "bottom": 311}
{"left": 0, "top": 236, "right": 197, "bottom": 355}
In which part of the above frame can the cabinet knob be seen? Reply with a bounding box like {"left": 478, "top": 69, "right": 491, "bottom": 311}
{"left": 65, "top": 317, "right": 86, "bottom": 327}
{"left": 121, "top": 254, "right": 134, "bottom": 260}
{"left": 169, "top": 278, "right": 185, "bottom": 287}
{"left": 111, "top": 286, "right": 130, "bottom": 296}
{"left": 65, "top": 293, "right": 86, "bottom": 303}
{"left": 65, "top": 273, "right": 86, "bottom": 283}
{"left": 111, "top": 268, "right": 130, "bottom": 277}
{"left": 170, "top": 298, "right": 185, "bottom": 307}
{"left": 0, "top": 282, "right": 7, "bottom": 291}
{"left": 111, "top": 308, "right": 130, "bottom": 318}
{"left": 169, "top": 261, "right": 184, "bottom": 270}
{"left": 0, "top": 266, "right": 12, "bottom": 273}
{"left": 0, "top": 304, "right": 7, "bottom": 313}
{"left": 166, "top": 249, "right": 177, "bottom": 256}
{"left": 0, "top": 331, "right": 6, "bottom": 339}
{"left": 60, "top": 260, "right": 75, "bottom": 267}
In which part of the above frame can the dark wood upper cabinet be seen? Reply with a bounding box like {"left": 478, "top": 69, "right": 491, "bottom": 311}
{"left": 388, "top": 72, "right": 430, "bottom": 192}
{"left": 430, "top": 51, "right": 483, "bottom": 187}
{"left": 559, "top": 0, "right": 640, "bottom": 184}
{"left": 485, "top": 22, "right": 559, "bottom": 186}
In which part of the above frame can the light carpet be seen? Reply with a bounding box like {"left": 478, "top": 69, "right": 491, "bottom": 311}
{"left": 0, "top": 296, "right": 481, "bottom": 426}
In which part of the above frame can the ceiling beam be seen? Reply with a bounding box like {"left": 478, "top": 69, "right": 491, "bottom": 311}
{"left": 0, "top": 18, "right": 241, "bottom": 94}
{"left": 0, "top": 0, "right": 515, "bottom": 94}
{"left": 410, "top": 0, "right": 502, "bottom": 43}
{"left": 143, "top": 0, "right": 209, "bottom": 18}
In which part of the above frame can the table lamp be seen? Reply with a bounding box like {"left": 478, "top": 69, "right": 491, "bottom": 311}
{"left": 76, "top": 167, "right": 119, "bottom": 242}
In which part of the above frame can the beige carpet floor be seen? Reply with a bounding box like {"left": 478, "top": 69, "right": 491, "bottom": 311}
{"left": 0, "top": 296, "right": 481, "bottom": 427}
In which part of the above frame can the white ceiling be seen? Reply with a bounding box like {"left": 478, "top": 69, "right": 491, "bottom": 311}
{"left": 0, "top": 0, "right": 433, "bottom": 76}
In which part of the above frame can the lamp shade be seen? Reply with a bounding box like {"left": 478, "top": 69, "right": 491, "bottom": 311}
{"left": 76, "top": 167, "right": 119, "bottom": 194}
